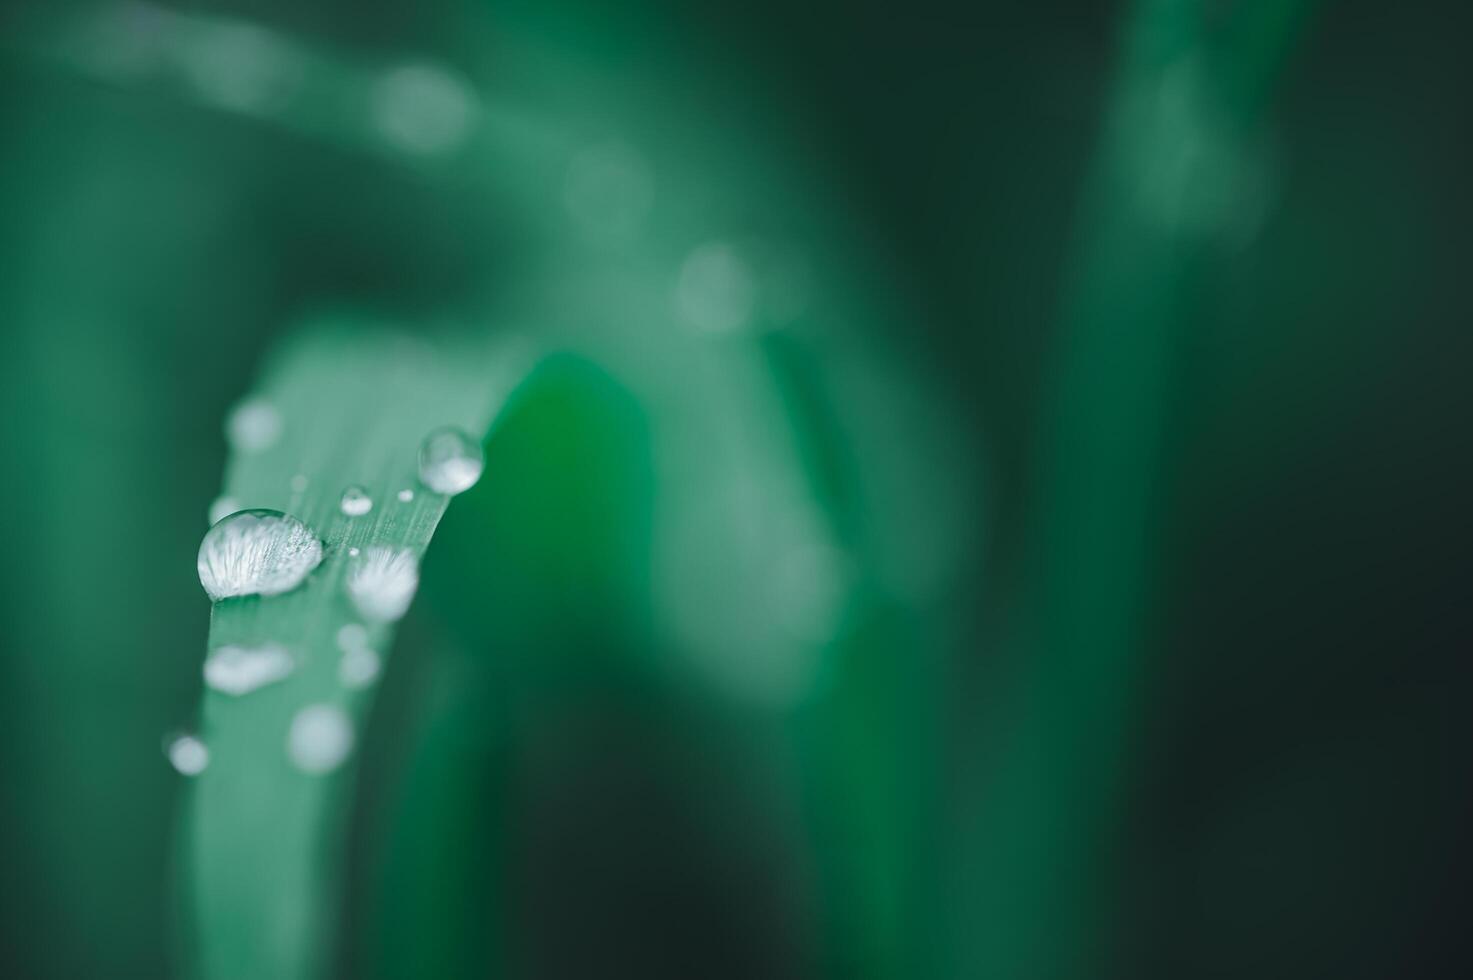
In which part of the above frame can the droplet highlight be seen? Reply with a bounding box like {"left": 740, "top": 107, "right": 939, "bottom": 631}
{"left": 167, "top": 734, "right": 210, "bottom": 776}
{"left": 197, "top": 509, "right": 324, "bottom": 601}
{"left": 418, "top": 427, "right": 484, "bottom": 495}
{"left": 346, "top": 546, "right": 420, "bottom": 622}
{"left": 340, "top": 485, "right": 373, "bottom": 516}
{"left": 225, "top": 398, "right": 282, "bottom": 453}
{"left": 287, "top": 704, "right": 354, "bottom": 774}
{"left": 203, "top": 643, "right": 295, "bottom": 696}
{"left": 397, "top": 488, "right": 415, "bottom": 503}
{"left": 336, "top": 622, "right": 380, "bottom": 688}
{"left": 339, "top": 646, "right": 382, "bottom": 689}
{"left": 336, "top": 623, "right": 369, "bottom": 652}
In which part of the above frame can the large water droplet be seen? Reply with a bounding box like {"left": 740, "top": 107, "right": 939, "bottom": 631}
{"left": 340, "top": 485, "right": 373, "bottom": 516}
{"left": 418, "top": 427, "right": 484, "bottom": 495}
{"left": 225, "top": 398, "right": 282, "bottom": 453}
{"left": 346, "top": 546, "right": 419, "bottom": 622}
{"left": 197, "top": 509, "right": 324, "bottom": 601}
{"left": 166, "top": 734, "right": 210, "bottom": 776}
{"left": 287, "top": 704, "right": 354, "bottom": 774}
{"left": 203, "top": 643, "right": 295, "bottom": 696}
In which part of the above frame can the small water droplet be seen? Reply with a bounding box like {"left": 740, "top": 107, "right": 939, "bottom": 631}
{"left": 339, "top": 646, "right": 382, "bottom": 689}
{"left": 290, "top": 473, "right": 309, "bottom": 493}
{"left": 346, "top": 546, "right": 420, "bottom": 622}
{"left": 348, "top": 546, "right": 360, "bottom": 557}
{"left": 397, "top": 488, "right": 415, "bottom": 503}
{"left": 287, "top": 704, "right": 354, "bottom": 774}
{"left": 203, "top": 643, "right": 295, "bottom": 696}
{"left": 336, "top": 623, "right": 369, "bottom": 652}
{"left": 197, "top": 509, "right": 324, "bottom": 601}
{"left": 418, "top": 427, "right": 484, "bottom": 495}
{"left": 166, "top": 734, "right": 209, "bottom": 776}
{"left": 340, "top": 485, "right": 373, "bottom": 516}
{"left": 208, "top": 495, "right": 239, "bottom": 526}
{"left": 226, "top": 398, "right": 282, "bottom": 453}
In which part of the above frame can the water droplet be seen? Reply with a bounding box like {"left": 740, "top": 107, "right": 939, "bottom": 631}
{"left": 208, "top": 495, "right": 239, "bottom": 526}
{"left": 348, "top": 547, "right": 360, "bottom": 557}
{"left": 290, "top": 473, "right": 309, "bottom": 493}
{"left": 225, "top": 398, "right": 282, "bottom": 453}
{"left": 371, "top": 63, "right": 476, "bottom": 156}
{"left": 335, "top": 622, "right": 382, "bottom": 688}
{"left": 339, "top": 646, "right": 382, "bottom": 689}
{"left": 346, "top": 546, "right": 419, "bottom": 622}
{"left": 197, "top": 509, "right": 324, "bottom": 601}
{"left": 674, "top": 242, "right": 757, "bottom": 333}
{"left": 336, "top": 623, "right": 369, "bottom": 652}
{"left": 418, "top": 427, "right": 484, "bottom": 495}
{"left": 166, "top": 734, "right": 209, "bottom": 776}
{"left": 340, "top": 485, "right": 373, "bottom": 516}
{"left": 287, "top": 704, "right": 354, "bottom": 774}
{"left": 397, "top": 488, "right": 415, "bottom": 503}
{"left": 203, "top": 643, "right": 295, "bottom": 696}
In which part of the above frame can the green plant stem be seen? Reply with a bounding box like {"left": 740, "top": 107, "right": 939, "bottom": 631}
{"left": 958, "top": 1, "right": 1315, "bottom": 976}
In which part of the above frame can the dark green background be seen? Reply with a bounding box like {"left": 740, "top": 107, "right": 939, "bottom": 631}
{"left": 1, "top": 1, "right": 1469, "bottom": 978}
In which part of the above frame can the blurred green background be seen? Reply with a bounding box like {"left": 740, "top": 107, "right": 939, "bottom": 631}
{"left": 1, "top": 1, "right": 1470, "bottom": 978}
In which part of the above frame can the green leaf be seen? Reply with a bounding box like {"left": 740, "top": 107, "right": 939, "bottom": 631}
{"left": 180, "top": 316, "right": 526, "bottom": 980}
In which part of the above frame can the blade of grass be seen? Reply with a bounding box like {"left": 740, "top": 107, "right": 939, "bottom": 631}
{"left": 958, "top": 1, "right": 1316, "bottom": 976}
{"left": 179, "top": 317, "right": 526, "bottom": 980}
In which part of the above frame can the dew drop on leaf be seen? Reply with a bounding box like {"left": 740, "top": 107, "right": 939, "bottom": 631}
{"left": 203, "top": 643, "right": 295, "bottom": 696}
{"left": 339, "top": 485, "right": 373, "bottom": 516}
{"left": 166, "top": 734, "right": 209, "bottom": 776}
{"left": 197, "top": 509, "right": 324, "bottom": 601}
{"left": 287, "top": 704, "right": 354, "bottom": 774}
{"left": 336, "top": 623, "right": 369, "bottom": 652}
{"left": 417, "top": 426, "right": 484, "bottom": 495}
{"left": 339, "top": 646, "right": 382, "bottom": 689}
{"left": 346, "top": 546, "right": 419, "bottom": 622}
{"left": 225, "top": 398, "right": 282, "bottom": 453}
